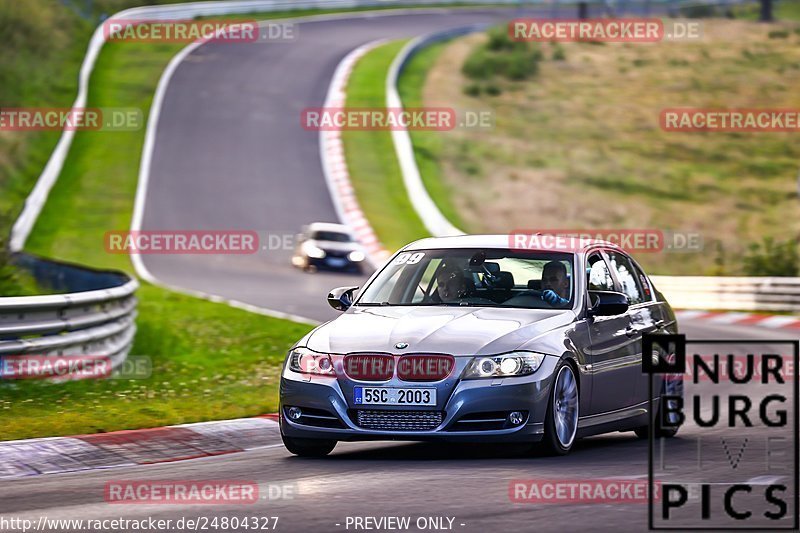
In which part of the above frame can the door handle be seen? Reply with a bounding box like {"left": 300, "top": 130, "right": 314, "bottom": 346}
{"left": 654, "top": 319, "right": 665, "bottom": 329}
{"left": 625, "top": 326, "right": 638, "bottom": 337}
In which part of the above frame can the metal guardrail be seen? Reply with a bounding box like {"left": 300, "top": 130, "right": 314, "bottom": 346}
{"left": 0, "top": 254, "right": 138, "bottom": 380}
{"left": 651, "top": 276, "right": 800, "bottom": 312}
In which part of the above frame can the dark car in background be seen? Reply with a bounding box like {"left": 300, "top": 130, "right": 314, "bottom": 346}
{"left": 280, "top": 235, "right": 683, "bottom": 457}
{"left": 291, "top": 222, "right": 367, "bottom": 274}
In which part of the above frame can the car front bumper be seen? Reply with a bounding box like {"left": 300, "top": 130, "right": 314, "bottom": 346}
{"left": 305, "top": 253, "right": 362, "bottom": 271}
{"left": 279, "top": 357, "right": 559, "bottom": 443}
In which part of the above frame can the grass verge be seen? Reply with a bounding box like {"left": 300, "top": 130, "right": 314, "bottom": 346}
{"left": 0, "top": 4, "right": 554, "bottom": 439}
{"left": 410, "top": 21, "right": 800, "bottom": 276}
{"left": 397, "top": 41, "right": 470, "bottom": 233}
{"left": 1, "top": 18, "right": 320, "bottom": 441}
{"left": 342, "top": 40, "right": 431, "bottom": 251}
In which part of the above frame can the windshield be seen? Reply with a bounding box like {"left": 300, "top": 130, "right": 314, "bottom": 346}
{"left": 312, "top": 230, "right": 352, "bottom": 242}
{"left": 357, "top": 248, "right": 575, "bottom": 309}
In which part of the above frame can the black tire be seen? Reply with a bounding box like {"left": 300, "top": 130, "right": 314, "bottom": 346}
{"left": 281, "top": 434, "right": 337, "bottom": 457}
{"left": 540, "top": 361, "right": 579, "bottom": 456}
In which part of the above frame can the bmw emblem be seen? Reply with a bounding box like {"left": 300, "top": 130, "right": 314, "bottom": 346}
{"left": 395, "top": 342, "right": 409, "bottom": 350}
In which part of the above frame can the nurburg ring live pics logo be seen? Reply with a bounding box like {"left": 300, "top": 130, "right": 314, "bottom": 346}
{"left": 644, "top": 334, "right": 799, "bottom": 530}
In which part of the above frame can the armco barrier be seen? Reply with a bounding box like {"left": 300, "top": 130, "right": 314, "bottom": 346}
{"left": 650, "top": 275, "right": 800, "bottom": 312}
{"left": 0, "top": 254, "right": 138, "bottom": 381}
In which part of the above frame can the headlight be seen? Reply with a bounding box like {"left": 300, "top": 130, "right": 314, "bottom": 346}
{"left": 302, "top": 242, "right": 326, "bottom": 259}
{"left": 463, "top": 352, "right": 545, "bottom": 379}
{"left": 287, "top": 347, "right": 336, "bottom": 376}
{"left": 348, "top": 250, "right": 365, "bottom": 262}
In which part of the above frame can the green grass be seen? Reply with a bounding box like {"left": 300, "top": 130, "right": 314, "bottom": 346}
{"left": 733, "top": 0, "right": 800, "bottom": 21}
{"left": 342, "top": 40, "right": 431, "bottom": 251}
{"left": 398, "top": 41, "right": 470, "bottom": 233}
{"left": 400, "top": 22, "right": 800, "bottom": 276}
{"left": 0, "top": 284, "right": 308, "bottom": 441}
{"left": 0, "top": 3, "right": 544, "bottom": 439}
{"left": 0, "top": 0, "right": 92, "bottom": 236}
{"left": 2, "top": 23, "right": 315, "bottom": 442}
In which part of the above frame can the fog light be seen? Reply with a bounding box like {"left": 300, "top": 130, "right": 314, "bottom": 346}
{"left": 508, "top": 411, "right": 524, "bottom": 426}
{"left": 287, "top": 407, "right": 302, "bottom": 421}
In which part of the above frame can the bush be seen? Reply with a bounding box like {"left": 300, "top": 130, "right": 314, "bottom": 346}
{"left": 486, "top": 25, "right": 516, "bottom": 51}
{"left": 552, "top": 43, "right": 566, "bottom": 61}
{"left": 462, "top": 28, "right": 542, "bottom": 83}
{"left": 485, "top": 83, "right": 501, "bottom": 96}
{"left": 505, "top": 48, "right": 539, "bottom": 80}
{"left": 680, "top": 5, "right": 720, "bottom": 18}
{"left": 462, "top": 48, "right": 496, "bottom": 80}
{"left": 463, "top": 83, "right": 482, "bottom": 97}
{"left": 742, "top": 237, "right": 799, "bottom": 276}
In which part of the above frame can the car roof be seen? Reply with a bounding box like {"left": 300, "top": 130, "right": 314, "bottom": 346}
{"left": 307, "top": 222, "right": 354, "bottom": 234}
{"left": 402, "top": 234, "right": 621, "bottom": 253}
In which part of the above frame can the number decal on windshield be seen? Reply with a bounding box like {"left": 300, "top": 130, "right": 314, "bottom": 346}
{"left": 394, "top": 252, "right": 425, "bottom": 265}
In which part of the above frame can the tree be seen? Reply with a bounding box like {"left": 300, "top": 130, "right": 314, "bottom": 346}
{"left": 760, "top": 0, "right": 774, "bottom": 22}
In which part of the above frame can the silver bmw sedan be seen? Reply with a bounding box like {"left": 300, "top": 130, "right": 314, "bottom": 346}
{"left": 279, "top": 235, "right": 682, "bottom": 456}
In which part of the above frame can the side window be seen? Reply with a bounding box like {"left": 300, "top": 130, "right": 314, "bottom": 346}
{"left": 630, "top": 261, "right": 653, "bottom": 301}
{"left": 586, "top": 253, "right": 614, "bottom": 291}
{"left": 607, "top": 252, "right": 645, "bottom": 305}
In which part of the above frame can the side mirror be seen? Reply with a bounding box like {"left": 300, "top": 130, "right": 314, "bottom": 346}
{"left": 327, "top": 286, "right": 358, "bottom": 311}
{"left": 587, "top": 290, "right": 629, "bottom": 317}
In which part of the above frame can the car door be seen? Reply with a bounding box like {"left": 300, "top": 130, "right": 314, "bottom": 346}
{"left": 615, "top": 254, "right": 669, "bottom": 404}
{"left": 584, "top": 250, "right": 638, "bottom": 415}
{"left": 605, "top": 250, "right": 658, "bottom": 409}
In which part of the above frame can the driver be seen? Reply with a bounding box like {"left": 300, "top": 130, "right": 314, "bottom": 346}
{"left": 541, "top": 261, "right": 570, "bottom": 307}
{"left": 435, "top": 263, "right": 468, "bottom": 303}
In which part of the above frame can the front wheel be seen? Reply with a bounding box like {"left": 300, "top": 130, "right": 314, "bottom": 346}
{"left": 540, "top": 361, "right": 579, "bottom": 455}
{"left": 281, "top": 434, "right": 337, "bottom": 457}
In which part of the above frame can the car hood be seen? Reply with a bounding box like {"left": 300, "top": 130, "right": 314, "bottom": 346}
{"left": 306, "top": 306, "right": 576, "bottom": 356}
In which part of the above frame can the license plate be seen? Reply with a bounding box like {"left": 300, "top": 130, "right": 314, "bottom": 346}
{"left": 327, "top": 257, "right": 347, "bottom": 267}
{"left": 354, "top": 387, "right": 436, "bottom": 406}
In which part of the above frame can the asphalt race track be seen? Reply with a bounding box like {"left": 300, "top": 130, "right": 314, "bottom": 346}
{"left": 140, "top": 8, "right": 550, "bottom": 322}
{"left": 138, "top": 5, "right": 652, "bottom": 322}
{"left": 1, "top": 7, "right": 796, "bottom": 533}
{"left": 0, "top": 320, "right": 796, "bottom": 532}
